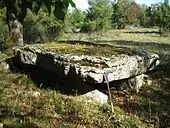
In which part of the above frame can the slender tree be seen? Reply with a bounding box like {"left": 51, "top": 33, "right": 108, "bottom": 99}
{"left": 138, "top": 4, "right": 148, "bottom": 27}
{"left": 69, "top": 9, "right": 86, "bottom": 32}
{"left": 86, "top": 0, "right": 113, "bottom": 31}
{"left": 112, "top": 0, "right": 132, "bottom": 29}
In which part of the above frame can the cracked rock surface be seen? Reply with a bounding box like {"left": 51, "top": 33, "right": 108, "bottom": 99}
{"left": 13, "top": 43, "right": 159, "bottom": 83}
{"left": 13, "top": 43, "right": 160, "bottom": 84}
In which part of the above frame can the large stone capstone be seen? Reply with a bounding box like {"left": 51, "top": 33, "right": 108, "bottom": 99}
{"left": 12, "top": 43, "right": 160, "bottom": 84}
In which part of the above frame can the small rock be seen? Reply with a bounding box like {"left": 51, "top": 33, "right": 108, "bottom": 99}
{"left": 147, "top": 79, "right": 152, "bottom": 85}
{"left": 1, "top": 62, "right": 9, "bottom": 71}
{"left": 82, "top": 90, "right": 108, "bottom": 104}
{"left": 32, "top": 91, "right": 40, "bottom": 98}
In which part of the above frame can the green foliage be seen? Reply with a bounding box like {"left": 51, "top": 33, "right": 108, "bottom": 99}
{"left": 1, "top": 0, "right": 76, "bottom": 23}
{"left": 24, "top": 10, "right": 64, "bottom": 43}
{"left": 0, "top": 9, "right": 8, "bottom": 50}
{"left": 155, "top": 0, "right": 170, "bottom": 36}
{"left": 81, "top": 20, "right": 96, "bottom": 33}
{"left": 0, "top": 0, "right": 75, "bottom": 47}
{"left": 138, "top": 4, "right": 148, "bottom": 27}
{"left": 65, "top": 9, "right": 86, "bottom": 33}
{"left": 0, "top": 9, "right": 13, "bottom": 54}
{"left": 3, "top": 37, "right": 13, "bottom": 55}
{"left": 84, "top": 0, "right": 113, "bottom": 32}
{"left": 0, "top": 7, "right": 65, "bottom": 45}
{"left": 112, "top": 0, "right": 132, "bottom": 29}
{"left": 144, "top": 4, "right": 159, "bottom": 27}
{"left": 143, "top": 0, "right": 170, "bottom": 36}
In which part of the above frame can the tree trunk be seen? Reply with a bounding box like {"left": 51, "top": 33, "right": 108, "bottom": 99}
{"left": 6, "top": 9, "right": 24, "bottom": 46}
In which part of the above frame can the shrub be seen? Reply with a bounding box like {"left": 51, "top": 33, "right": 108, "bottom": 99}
{"left": 81, "top": 20, "right": 96, "bottom": 33}
{"left": 0, "top": 9, "right": 9, "bottom": 51}
{"left": 159, "top": 28, "right": 170, "bottom": 37}
{"left": 85, "top": 0, "right": 112, "bottom": 32}
{"left": 24, "top": 10, "right": 64, "bottom": 44}
{"left": 68, "top": 9, "right": 86, "bottom": 32}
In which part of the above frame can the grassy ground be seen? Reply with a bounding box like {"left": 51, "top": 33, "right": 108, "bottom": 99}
{"left": 0, "top": 28, "right": 170, "bottom": 127}
{"left": 0, "top": 54, "right": 147, "bottom": 128}
{"left": 60, "top": 28, "right": 170, "bottom": 44}
{"left": 60, "top": 28, "right": 170, "bottom": 127}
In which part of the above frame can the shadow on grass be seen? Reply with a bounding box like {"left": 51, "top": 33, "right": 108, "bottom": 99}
{"left": 59, "top": 39, "right": 170, "bottom": 54}
{"left": 110, "top": 71, "right": 170, "bottom": 127}
{"left": 94, "top": 40, "right": 170, "bottom": 51}
{"left": 123, "top": 30, "right": 160, "bottom": 35}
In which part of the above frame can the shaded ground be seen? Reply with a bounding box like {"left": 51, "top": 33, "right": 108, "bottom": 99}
{"left": 110, "top": 64, "right": 170, "bottom": 127}
{"left": 123, "top": 30, "right": 160, "bottom": 34}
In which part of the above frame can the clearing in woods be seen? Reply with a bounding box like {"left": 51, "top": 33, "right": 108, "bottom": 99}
{"left": 0, "top": 28, "right": 170, "bottom": 127}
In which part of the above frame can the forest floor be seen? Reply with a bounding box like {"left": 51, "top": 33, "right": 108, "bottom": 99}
{"left": 0, "top": 28, "right": 170, "bottom": 128}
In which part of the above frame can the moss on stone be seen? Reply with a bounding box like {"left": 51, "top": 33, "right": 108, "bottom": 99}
{"left": 36, "top": 42, "right": 134, "bottom": 57}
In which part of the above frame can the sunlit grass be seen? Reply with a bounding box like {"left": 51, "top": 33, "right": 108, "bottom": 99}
{"left": 60, "top": 28, "right": 170, "bottom": 44}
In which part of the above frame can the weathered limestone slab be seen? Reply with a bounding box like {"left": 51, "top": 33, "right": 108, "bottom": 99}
{"left": 13, "top": 43, "right": 160, "bottom": 86}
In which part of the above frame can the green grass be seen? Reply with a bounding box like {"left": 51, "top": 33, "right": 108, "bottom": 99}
{"left": 60, "top": 28, "right": 170, "bottom": 44}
